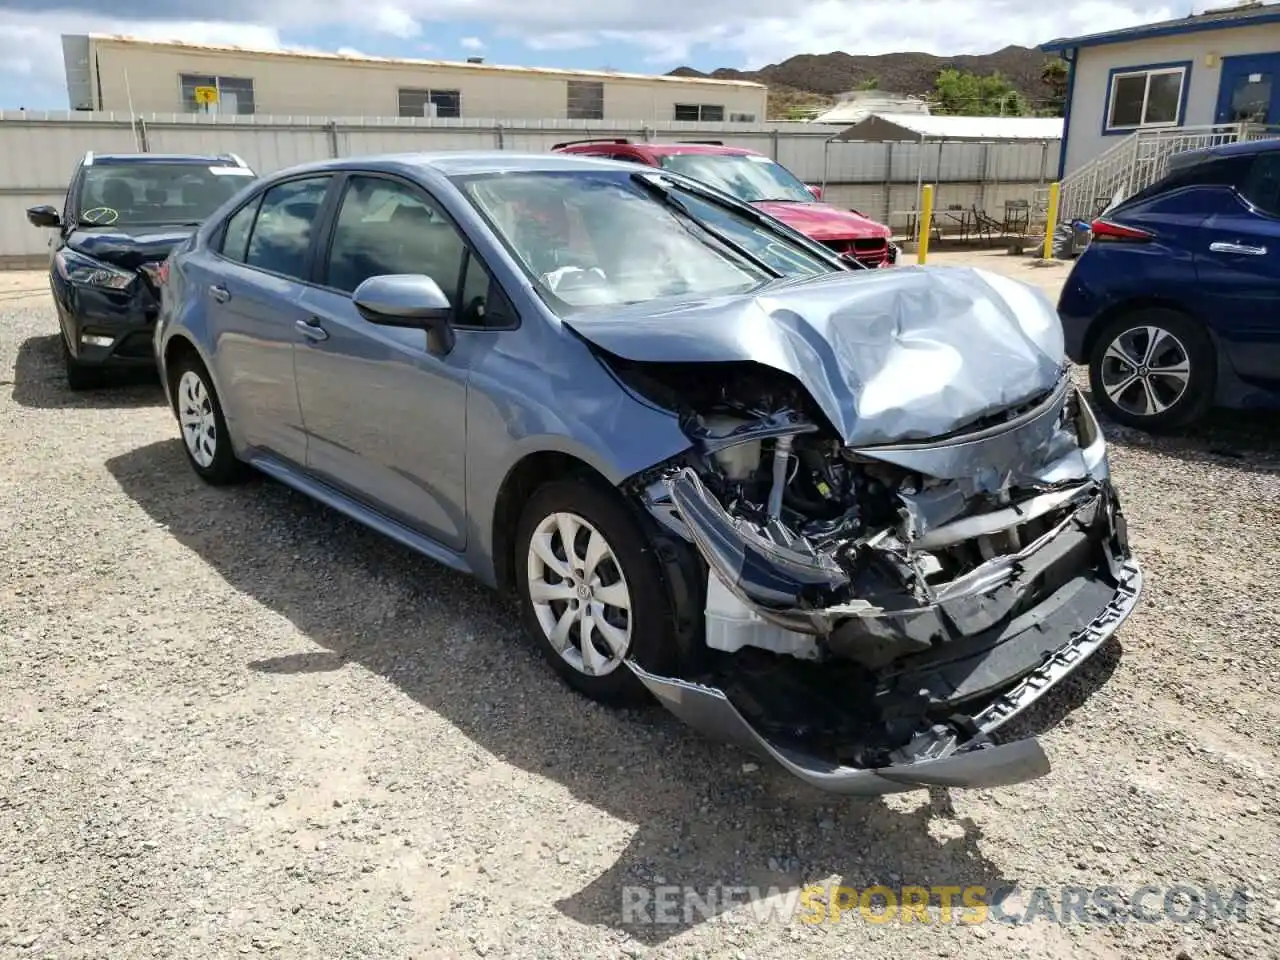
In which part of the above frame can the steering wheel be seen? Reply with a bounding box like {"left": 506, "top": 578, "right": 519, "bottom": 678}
{"left": 80, "top": 207, "right": 120, "bottom": 226}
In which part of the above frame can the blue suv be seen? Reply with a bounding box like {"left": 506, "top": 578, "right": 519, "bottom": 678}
{"left": 1057, "top": 138, "right": 1280, "bottom": 431}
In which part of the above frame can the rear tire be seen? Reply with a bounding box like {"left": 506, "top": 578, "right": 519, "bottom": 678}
{"left": 514, "top": 477, "right": 681, "bottom": 707}
{"left": 168, "top": 353, "right": 250, "bottom": 486}
{"left": 1087, "top": 308, "right": 1215, "bottom": 432}
{"left": 62, "top": 336, "right": 103, "bottom": 392}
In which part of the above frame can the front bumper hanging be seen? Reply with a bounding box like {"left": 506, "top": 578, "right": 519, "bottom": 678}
{"left": 625, "top": 557, "right": 1140, "bottom": 794}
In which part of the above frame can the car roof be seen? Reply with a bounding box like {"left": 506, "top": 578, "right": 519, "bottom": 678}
{"left": 262, "top": 150, "right": 652, "bottom": 180}
{"left": 91, "top": 153, "right": 243, "bottom": 164}
{"left": 1179, "top": 137, "right": 1280, "bottom": 163}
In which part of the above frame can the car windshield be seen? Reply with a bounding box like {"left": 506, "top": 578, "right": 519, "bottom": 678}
{"left": 658, "top": 153, "right": 814, "bottom": 203}
{"left": 456, "top": 170, "right": 838, "bottom": 311}
{"left": 77, "top": 162, "right": 256, "bottom": 227}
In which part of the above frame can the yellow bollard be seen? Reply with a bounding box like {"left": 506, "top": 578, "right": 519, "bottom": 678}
{"left": 917, "top": 184, "right": 934, "bottom": 265}
{"left": 1042, "top": 181, "right": 1061, "bottom": 260}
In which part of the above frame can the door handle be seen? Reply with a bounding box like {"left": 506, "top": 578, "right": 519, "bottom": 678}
{"left": 209, "top": 284, "right": 231, "bottom": 303}
{"left": 295, "top": 316, "right": 329, "bottom": 342}
{"left": 1209, "top": 241, "right": 1267, "bottom": 256}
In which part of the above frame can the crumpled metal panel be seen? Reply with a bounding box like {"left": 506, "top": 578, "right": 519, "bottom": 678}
{"left": 562, "top": 264, "right": 1066, "bottom": 447}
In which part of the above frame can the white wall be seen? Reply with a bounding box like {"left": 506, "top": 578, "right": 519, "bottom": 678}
{"left": 0, "top": 112, "right": 1059, "bottom": 265}
{"left": 89, "top": 40, "right": 768, "bottom": 123}
{"left": 1064, "top": 23, "right": 1280, "bottom": 175}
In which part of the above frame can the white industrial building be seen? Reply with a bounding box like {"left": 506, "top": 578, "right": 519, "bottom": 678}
{"left": 59, "top": 34, "right": 768, "bottom": 123}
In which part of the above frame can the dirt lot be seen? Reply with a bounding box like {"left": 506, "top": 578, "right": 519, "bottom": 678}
{"left": 2, "top": 253, "right": 1279, "bottom": 959}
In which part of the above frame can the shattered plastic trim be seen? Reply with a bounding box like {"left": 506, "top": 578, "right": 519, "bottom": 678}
{"left": 625, "top": 558, "right": 1142, "bottom": 795}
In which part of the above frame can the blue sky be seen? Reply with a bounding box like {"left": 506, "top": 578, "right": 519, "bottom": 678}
{"left": 0, "top": 1, "right": 1239, "bottom": 110}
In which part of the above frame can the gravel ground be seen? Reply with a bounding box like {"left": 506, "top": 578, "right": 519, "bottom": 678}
{"left": 2, "top": 258, "right": 1279, "bottom": 960}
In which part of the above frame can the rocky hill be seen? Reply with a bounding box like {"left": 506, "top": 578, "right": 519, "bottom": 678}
{"left": 669, "top": 45, "right": 1059, "bottom": 117}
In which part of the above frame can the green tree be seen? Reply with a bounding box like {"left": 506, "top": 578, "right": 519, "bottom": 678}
{"left": 1041, "top": 59, "right": 1069, "bottom": 117}
{"left": 931, "top": 69, "right": 1031, "bottom": 117}
{"left": 857, "top": 76, "right": 880, "bottom": 91}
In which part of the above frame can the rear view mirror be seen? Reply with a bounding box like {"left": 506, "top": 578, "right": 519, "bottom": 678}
{"left": 353, "top": 274, "right": 456, "bottom": 355}
{"left": 26, "top": 205, "right": 61, "bottom": 229}
{"left": 806, "top": 184, "right": 823, "bottom": 201}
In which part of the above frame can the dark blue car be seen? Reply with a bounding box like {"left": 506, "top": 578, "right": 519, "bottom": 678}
{"left": 1057, "top": 137, "right": 1280, "bottom": 431}
{"left": 25, "top": 151, "right": 257, "bottom": 390}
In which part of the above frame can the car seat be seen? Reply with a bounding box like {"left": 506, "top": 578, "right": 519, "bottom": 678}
{"left": 97, "top": 177, "right": 135, "bottom": 214}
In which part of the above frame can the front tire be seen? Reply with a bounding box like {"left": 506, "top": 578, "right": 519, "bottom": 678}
{"left": 169, "top": 354, "right": 249, "bottom": 486}
{"left": 1087, "top": 308, "right": 1215, "bottom": 431}
{"left": 514, "top": 478, "right": 681, "bottom": 706}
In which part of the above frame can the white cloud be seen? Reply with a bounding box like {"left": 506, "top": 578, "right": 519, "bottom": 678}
{"left": 367, "top": 4, "right": 421, "bottom": 38}
{"left": 0, "top": 0, "right": 1252, "bottom": 108}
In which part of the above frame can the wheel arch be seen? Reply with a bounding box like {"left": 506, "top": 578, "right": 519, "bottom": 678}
{"left": 1081, "top": 297, "right": 1210, "bottom": 367}
{"left": 162, "top": 334, "right": 203, "bottom": 405}
{"left": 489, "top": 450, "right": 615, "bottom": 591}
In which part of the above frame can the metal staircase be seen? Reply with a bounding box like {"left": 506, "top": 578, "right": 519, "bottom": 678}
{"left": 1056, "top": 122, "right": 1280, "bottom": 223}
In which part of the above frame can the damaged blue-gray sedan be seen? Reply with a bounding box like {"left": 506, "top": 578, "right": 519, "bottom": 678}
{"left": 154, "top": 151, "right": 1143, "bottom": 795}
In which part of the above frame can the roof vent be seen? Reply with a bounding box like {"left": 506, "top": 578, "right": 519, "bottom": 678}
{"left": 466, "top": 56, "right": 484, "bottom": 64}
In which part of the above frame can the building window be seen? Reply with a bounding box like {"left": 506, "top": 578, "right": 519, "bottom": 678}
{"left": 180, "top": 74, "right": 256, "bottom": 115}
{"left": 729, "top": 112, "right": 756, "bottom": 122}
{"left": 397, "top": 88, "right": 461, "bottom": 118}
{"left": 566, "top": 81, "right": 604, "bottom": 120}
{"left": 674, "top": 103, "right": 725, "bottom": 122}
{"left": 1105, "top": 65, "right": 1187, "bottom": 131}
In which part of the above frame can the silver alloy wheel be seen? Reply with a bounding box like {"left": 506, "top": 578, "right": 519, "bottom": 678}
{"left": 177, "top": 369, "right": 217, "bottom": 468}
{"left": 526, "top": 511, "right": 633, "bottom": 677}
{"left": 1099, "top": 324, "right": 1192, "bottom": 418}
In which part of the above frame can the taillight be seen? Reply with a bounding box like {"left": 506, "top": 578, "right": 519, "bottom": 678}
{"left": 1089, "top": 218, "right": 1153, "bottom": 243}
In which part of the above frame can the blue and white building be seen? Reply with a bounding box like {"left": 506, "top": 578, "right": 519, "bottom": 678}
{"left": 1042, "top": 1, "right": 1280, "bottom": 181}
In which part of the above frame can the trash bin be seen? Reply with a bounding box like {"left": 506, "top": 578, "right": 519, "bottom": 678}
{"left": 1051, "top": 220, "right": 1093, "bottom": 260}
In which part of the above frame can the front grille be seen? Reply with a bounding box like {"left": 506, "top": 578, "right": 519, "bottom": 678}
{"left": 823, "top": 237, "right": 890, "bottom": 267}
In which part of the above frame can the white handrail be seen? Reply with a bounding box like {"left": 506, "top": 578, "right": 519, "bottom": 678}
{"left": 1055, "top": 123, "right": 1279, "bottom": 223}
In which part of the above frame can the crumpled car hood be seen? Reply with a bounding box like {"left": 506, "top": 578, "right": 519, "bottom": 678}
{"left": 564, "top": 265, "right": 1066, "bottom": 447}
{"left": 67, "top": 225, "right": 195, "bottom": 270}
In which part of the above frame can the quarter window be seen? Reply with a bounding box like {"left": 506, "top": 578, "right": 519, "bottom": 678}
{"left": 1106, "top": 66, "right": 1185, "bottom": 131}
{"left": 1240, "top": 153, "right": 1280, "bottom": 216}
{"left": 243, "top": 177, "right": 331, "bottom": 280}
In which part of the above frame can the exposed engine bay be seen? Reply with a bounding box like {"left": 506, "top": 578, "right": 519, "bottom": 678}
{"left": 609, "top": 356, "right": 1142, "bottom": 792}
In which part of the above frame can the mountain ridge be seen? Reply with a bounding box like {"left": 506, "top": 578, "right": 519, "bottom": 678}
{"left": 668, "top": 45, "right": 1060, "bottom": 117}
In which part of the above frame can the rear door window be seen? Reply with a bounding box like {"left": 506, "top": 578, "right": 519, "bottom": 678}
{"left": 243, "top": 176, "right": 332, "bottom": 280}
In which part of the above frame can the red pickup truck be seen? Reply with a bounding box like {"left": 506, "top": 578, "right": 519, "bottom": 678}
{"left": 551, "top": 138, "right": 897, "bottom": 269}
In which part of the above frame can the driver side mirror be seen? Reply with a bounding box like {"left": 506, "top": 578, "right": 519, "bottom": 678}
{"left": 353, "top": 274, "right": 456, "bottom": 356}
{"left": 26, "top": 205, "right": 61, "bottom": 229}
{"left": 805, "top": 184, "right": 823, "bottom": 201}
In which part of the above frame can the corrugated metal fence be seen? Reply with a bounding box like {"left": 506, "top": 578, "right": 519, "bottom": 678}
{"left": 0, "top": 111, "right": 1058, "bottom": 266}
